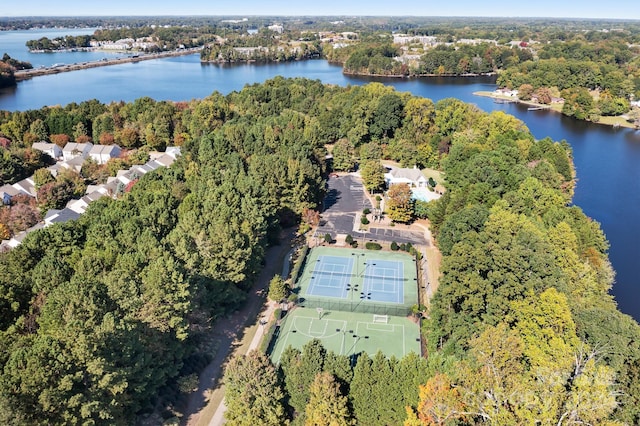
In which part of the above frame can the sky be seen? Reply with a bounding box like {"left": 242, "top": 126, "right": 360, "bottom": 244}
{"left": 3, "top": 0, "right": 639, "bottom": 20}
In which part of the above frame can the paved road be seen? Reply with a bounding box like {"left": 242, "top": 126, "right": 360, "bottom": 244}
{"left": 183, "top": 229, "right": 295, "bottom": 426}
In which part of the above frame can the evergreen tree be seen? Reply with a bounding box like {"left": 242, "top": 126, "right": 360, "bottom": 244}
{"left": 305, "top": 372, "right": 353, "bottom": 426}
{"left": 224, "top": 351, "right": 288, "bottom": 426}
{"left": 284, "top": 340, "right": 326, "bottom": 417}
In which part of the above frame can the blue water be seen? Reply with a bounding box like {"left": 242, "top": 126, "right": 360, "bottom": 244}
{"left": 0, "top": 27, "right": 128, "bottom": 68}
{"left": 0, "top": 40, "right": 638, "bottom": 322}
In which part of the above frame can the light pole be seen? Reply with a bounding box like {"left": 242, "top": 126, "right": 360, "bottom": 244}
{"left": 346, "top": 283, "right": 359, "bottom": 311}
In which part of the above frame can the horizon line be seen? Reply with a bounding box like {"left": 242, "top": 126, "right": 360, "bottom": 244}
{"left": 2, "top": 15, "right": 640, "bottom": 21}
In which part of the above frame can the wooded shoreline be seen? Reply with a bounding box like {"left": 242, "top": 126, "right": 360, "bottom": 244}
{"left": 474, "top": 90, "right": 640, "bottom": 130}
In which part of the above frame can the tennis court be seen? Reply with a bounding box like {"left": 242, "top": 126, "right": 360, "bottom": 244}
{"left": 362, "top": 259, "right": 404, "bottom": 304}
{"left": 297, "top": 246, "right": 418, "bottom": 315}
{"left": 306, "top": 255, "right": 354, "bottom": 298}
{"left": 270, "top": 307, "right": 421, "bottom": 365}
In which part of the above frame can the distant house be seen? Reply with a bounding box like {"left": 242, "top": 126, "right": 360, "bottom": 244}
{"left": 384, "top": 166, "right": 428, "bottom": 188}
{"left": 0, "top": 184, "right": 22, "bottom": 205}
{"left": 44, "top": 208, "right": 81, "bottom": 226}
{"left": 32, "top": 142, "right": 62, "bottom": 160}
{"left": 165, "top": 146, "right": 181, "bottom": 158}
{"left": 11, "top": 177, "right": 36, "bottom": 197}
{"left": 59, "top": 156, "right": 85, "bottom": 174}
{"left": 89, "top": 144, "right": 121, "bottom": 165}
{"left": 63, "top": 142, "right": 93, "bottom": 161}
{"left": 154, "top": 153, "right": 176, "bottom": 168}
{"left": 46, "top": 162, "right": 63, "bottom": 177}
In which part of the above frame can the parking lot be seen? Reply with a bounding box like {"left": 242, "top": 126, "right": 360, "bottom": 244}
{"left": 317, "top": 174, "right": 426, "bottom": 245}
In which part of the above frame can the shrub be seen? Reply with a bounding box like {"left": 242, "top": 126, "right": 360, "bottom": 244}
{"left": 365, "top": 242, "right": 382, "bottom": 250}
{"left": 324, "top": 233, "right": 332, "bottom": 243}
{"left": 259, "top": 321, "right": 278, "bottom": 354}
{"left": 345, "top": 234, "right": 354, "bottom": 245}
{"left": 391, "top": 241, "right": 399, "bottom": 251}
{"left": 363, "top": 208, "right": 371, "bottom": 214}
{"left": 360, "top": 216, "right": 370, "bottom": 225}
{"left": 289, "top": 245, "right": 309, "bottom": 285}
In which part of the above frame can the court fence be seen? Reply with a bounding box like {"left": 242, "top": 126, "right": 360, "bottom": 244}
{"left": 297, "top": 296, "right": 412, "bottom": 317}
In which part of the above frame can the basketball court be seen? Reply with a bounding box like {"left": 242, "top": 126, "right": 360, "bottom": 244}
{"left": 270, "top": 307, "right": 421, "bottom": 365}
{"left": 269, "top": 246, "right": 421, "bottom": 364}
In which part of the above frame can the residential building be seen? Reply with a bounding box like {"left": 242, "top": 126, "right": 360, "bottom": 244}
{"left": 62, "top": 142, "right": 93, "bottom": 161}
{"left": 32, "top": 142, "right": 63, "bottom": 160}
{"left": 89, "top": 144, "right": 121, "bottom": 165}
{"left": 11, "top": 177, "right": 36, "bottom": 197}
{"left": 384, "top": 166, "right": 428, "bottom": 188}
{"left": 0, "top": 184, "right": 21, "bottom": 205}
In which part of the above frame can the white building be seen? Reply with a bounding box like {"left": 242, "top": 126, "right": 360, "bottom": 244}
{"left": 89, "top": 144, "right": 121, "bottom": 165}
{"left": 384, "top": 166, "right": 428, "bottom": 188}
{"left": 32, "top": 142, "right": 63, "bottom": 160}
{"left": 63, "top": 142, "right": 93, "bottom": 161}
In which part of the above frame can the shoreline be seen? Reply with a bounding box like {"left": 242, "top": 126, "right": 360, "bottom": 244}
{"left": 473, "top": 91, "right": 639, "bottom": 130}
{"left": 14, "top": 47, "right": 201, "bottom": 81}
{"left": 342, "top": 70, "right": 497, "bottom": 79}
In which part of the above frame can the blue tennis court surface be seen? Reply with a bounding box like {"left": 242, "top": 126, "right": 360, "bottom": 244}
{"left": 362, "top": 259, "right": 404, "bottom": 304}
{"left": 306, "top": 255, "right": 355, "bottom": 298}
{"left": 306, "top": 255, "right": 405, "bottom": 304}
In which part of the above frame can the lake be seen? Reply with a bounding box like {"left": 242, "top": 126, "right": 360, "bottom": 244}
{"left": 0, "top": 45, "right": 638, "bottom": 322}
{"left": 0, "top": 27, "right": 128, "bottom": 68}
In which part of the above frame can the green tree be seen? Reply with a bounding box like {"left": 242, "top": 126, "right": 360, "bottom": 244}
{"left": 332, "top": 139, "right": 356, "bottom": 171}
{"left": 360, "top": 161, "right": 386, "bottom": 192}
{"left": 29, "top": 118, "right": 48, "bottom": 142}
{"left": 72, "top": 121, "right": 89, "bottom": 141}
{"left": 517, "top": 84, "right": 534, "bottom": 101}
{"left": 305, "top": 372, "right": 353, "bottom": 426}
{"left": 224, "top": 351, "right": 288, "bottom": 426}
{"left": 32, "top": 167, "right": 55, "bottom": 189}
{"left": 283, "top": 340, "right": 326, "bottom": 417}
{"left": 268, "top": 274, "right": 288, "bottom": 302}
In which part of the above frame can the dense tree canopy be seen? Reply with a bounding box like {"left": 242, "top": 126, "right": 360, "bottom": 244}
{"left": 0, "top": 76, "right": 638, "bottom": 424}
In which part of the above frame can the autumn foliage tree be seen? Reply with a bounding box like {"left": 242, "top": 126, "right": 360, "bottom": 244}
{"left": 386, "top": 183, "right": 413, "bottom": 223}
{"left": 407, "top": 373, "right": 466, "bottom": 426}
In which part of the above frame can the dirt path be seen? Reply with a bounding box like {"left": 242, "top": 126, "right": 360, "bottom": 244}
{"left": 182, "top": 229, "right": 295, "bottom": 426}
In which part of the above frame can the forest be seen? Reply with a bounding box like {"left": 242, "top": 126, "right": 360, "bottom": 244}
{"left": 0, "top": 77, "right": 639, "bottom": 424}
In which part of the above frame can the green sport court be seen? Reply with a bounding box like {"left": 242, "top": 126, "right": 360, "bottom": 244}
{"left": 270, "top": 307, "right": 421, "bottom": 364}
{"left": 296, "top": 246, "right": 419, "bottom": 316}
{"left": 268, "top": 246, "right": 421, "bottom": 364}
